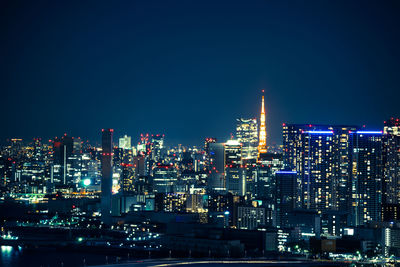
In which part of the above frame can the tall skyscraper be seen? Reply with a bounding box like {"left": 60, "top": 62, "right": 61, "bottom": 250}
{"left": 256, "top": 153, "right": 283, "bottom": 202}
{"left": 208, "top": 142, "right": 225, "bottom": 192}
{"left": 52, "top": 134, "right": 75, "bottom": 185}
{"left": 236, "top": 118, "right": 258, "bottom": 161}
{"left": 151, "top": 134, "right": 164, "bottom": 162}
{"left": 101, "top": 129, "right": 113, "bottom": 224}
{"left": 349, "top": 130, "right": 383, "bottom": 226}
{"left": 224, "top": 140, "right": 242, "bottom": 168}
{"left": 275, "top": 170, "right": 298, "bottom": 228}
{"left": 121, "top": 163, "right": 135, "bottom": 194}
{"left": 382, "top": 118, "right": 400, "bottom": 206}
{"left": 282, "top": 124, "right": 358, "bottom": 215}
{"left": 283, "top": 125, "right": 335, "bottom": 213}
{"left": 258, "top": 90, "right": 267, "bottom": 157}
{"left": 225, "top": 140, "right": 245, "bottom": 196}
{"left": 204, "top": 137, "right": 217, "bottom": 171}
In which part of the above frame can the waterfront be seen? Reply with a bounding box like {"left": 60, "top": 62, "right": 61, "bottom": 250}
{"left": 0, "top": 245, "right": 127, "bottom": 267}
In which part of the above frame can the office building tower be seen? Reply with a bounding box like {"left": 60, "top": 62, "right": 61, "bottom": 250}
{"left": 275, "top": 171, "right": 297, "bottom": 228}
{"left": 224, "top": 140, "right": 242, "bottom": 168}
{"left": 119, "top": 135, "right": 131, "bottom": 150}
{"left": 101, "top": 128, "right": 114, "bottom": 224}
{"left": 236, "top": 118, "right": 258, "bottom": 161}
{"left": 258, "top": 90, "right": 267, "bottom": 157}
{"left": 350, "top": 130, "right": 383, "bottom": 226}
{"left": 53, "top": 135, "right": 73, "bottom": 185}
{"left": 253, "top": 163, "right": 278, "bottom": 204}
{"left": 258, "top": 153, "right": 283, "bottom": 200}
{"left": 152, "top": 164, "right": 177, "bottom": 193}
{"left": 242, "top": 164, "right": 257, "bottom": 197}
{"left": 133, "top": 155, "right": 145, "bottom": 177}
{"left": 121, "top": 163, "right": 135, "bottom": 194}
{"left": 204, "top": 137, "right": 217, "bottom": 170}
{"left": 224, "top": 140, "right": 246, "bottom": 196}
{"left": 237, "top": 206, "right": 266, "bottom": 230}
{"left": 151, "top": 134, "right": 164, "bottom": 162}
{"left": 226, "top": 168, "right": 245, "bottom": 196}
{"left": 208, "top": 142, "right": 225, "bottom": 192}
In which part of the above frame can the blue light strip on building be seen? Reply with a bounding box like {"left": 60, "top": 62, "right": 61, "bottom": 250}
{"left": 355, "top": 131, "right": 383, "bottom": 134}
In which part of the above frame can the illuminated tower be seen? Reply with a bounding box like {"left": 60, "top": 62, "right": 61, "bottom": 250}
{"left": 258, "top": 90, "right": 267, "bottom": 156}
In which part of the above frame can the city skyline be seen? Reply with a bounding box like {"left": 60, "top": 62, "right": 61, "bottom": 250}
{"left": 2, "top": 1, "right": 400, "bottom": 265}
{"left": 0, "top": 89, "right": 392, "bottom": 148}
{"left": 2, "top": 1, "right": 400, "bottom": 146}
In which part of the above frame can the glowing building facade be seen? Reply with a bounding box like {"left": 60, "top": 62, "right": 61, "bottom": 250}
{"left": 283, "top": 124, "right": 358, "bottom": 215}
{"left": 236, "top": 118, "right": 258, "bottom": 161}
{"left": 350, "top": 130, "right": 383, "bottom": 226}
{"left": 225, "top": 140, "right": 245, "bottom": 196}
{"left": 283, "top": 124, "right": 384, "bottom": 227}
{"left": 121, "top": 163, "right": 135, "bottom": 194}
{"left": 119, "top": 135, "right": 131, "bottom": 150}
{"left": 382, "top": 118, "right": 400, "bottom": 205}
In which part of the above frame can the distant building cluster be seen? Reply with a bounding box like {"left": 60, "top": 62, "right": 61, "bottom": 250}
{"left": 1, "top": 93, "right": 400, "bottom": 261}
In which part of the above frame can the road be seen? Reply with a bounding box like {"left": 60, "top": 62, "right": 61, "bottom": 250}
{"left": 93, "top": 258, "right": 348, "bottom": 267}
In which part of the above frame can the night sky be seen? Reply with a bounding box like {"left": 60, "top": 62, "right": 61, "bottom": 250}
{"left": 1, "top": 0, "right": 400, "bottom": 146}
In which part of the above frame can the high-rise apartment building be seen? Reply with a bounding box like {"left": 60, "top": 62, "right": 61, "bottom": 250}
{"left": 282, "top": 124, "right": 358, "bottom": 215}
{"left": 350, "top": 130, "right": 383, "bottom": 226}
{"left": 382, "top": 118, "right": 400, "bottom": 206}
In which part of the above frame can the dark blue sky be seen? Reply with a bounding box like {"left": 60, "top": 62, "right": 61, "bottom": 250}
{"left": 1, "top": 0, "right": 399, "bottom": 146}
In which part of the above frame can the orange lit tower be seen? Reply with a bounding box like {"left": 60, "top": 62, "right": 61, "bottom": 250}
{"left": 258, "top": 90, "right": 267, "bottom": 156}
